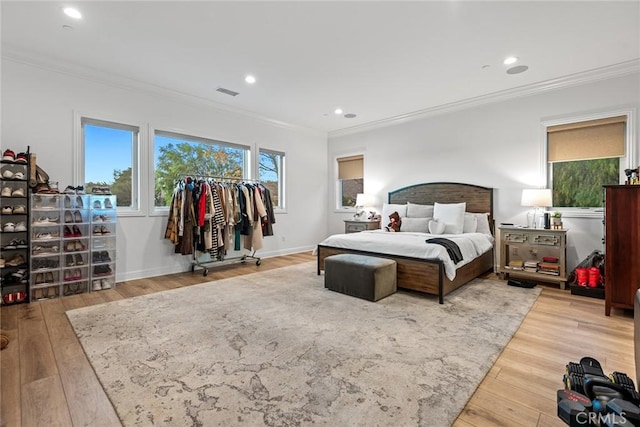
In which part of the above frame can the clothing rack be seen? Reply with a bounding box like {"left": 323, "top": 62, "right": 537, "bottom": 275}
{"left": 175, "top": 175, "right": 263, "bottom": 276}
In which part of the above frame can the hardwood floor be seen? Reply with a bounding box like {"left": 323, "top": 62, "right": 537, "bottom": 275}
{"left": 0, "top": 252, "right": 634, "bottom": 427}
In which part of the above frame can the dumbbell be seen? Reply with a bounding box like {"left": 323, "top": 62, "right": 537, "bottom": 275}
{"left": 557, "top": 389, "right": 593, "bottom": 426}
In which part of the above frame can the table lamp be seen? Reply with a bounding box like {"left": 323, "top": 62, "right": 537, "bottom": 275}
{"left": 521, "top": 188, "right": 552, "bottom": 229}
{"left": 354, "top": 193, "right": 376, "bottom": 220}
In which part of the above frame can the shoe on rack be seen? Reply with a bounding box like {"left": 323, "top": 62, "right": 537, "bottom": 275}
{"left": 3, "top": 222, "right": 15, "bottom": 232}
{"left": 14, "top": 222, "right": 27, "bottom": 232}
{"left": 14, "top": 153, "right": 27, "bottom": 164}
{"left": 74, "top": 240, "right": 85, "bottom": 251}
{"left": 64, "top": 225, "right": 73, "bottom": 238}
{"left": 101, "top": 279, "right": 112, "bottom": 290}
{"left": 16, "top": 239, "right": 28, "bottom": 249}
{"left": 3, "top": 239, "right": 19, "bottom": 249}
{"left": 66, "top": 254, "right": 74, "bottom": 267}
{"left": 104, "top": 198, "right": 113, "bottom": 209}
{"left": 92, "top": 280, "right": 102, "bottom": 291}
{"left": 12, "top": 172, "right": 24, "bottom": 180}
{"left": 2, "top": 169, "right": 14, "bottom": 179}
{"left": 101, "top": 251, "right": 111, "bottom": 262}
{"left": 35, "top": 273, "right": 44, "bottom": 285}
{"left": 12, "top": 205, "right": 26, "bottom": 214}
{"left": 6, "top": 254, "right": 25, "bottom": 267}
{"left": 93, "top": 200, "right": 102, "bottom": 209}
{"left": 76, "top": 186, "right": 85, "bottom": 195}
{"left": 64, "top": 195, "right": 72, "bottom": 208}
{"left": 45, "top": 272, "right": 55, "bottom": 283}
{"left": 74, "top": 211, "right": 83, "bottom": 223}
{"left": 100, "top": 225, "right": 110, "bottom": 235}
{"left": 75, "top": 253, "right": 84, "bottom": 266}
{"left": 63, "top": 186, "right": 76, "bottom": 195}
{"left": 64, "top": 211, "right": 73, "bottom": 223}
{"left": 76, "top": 196, "right": 83, "bottom": 208}
{"left": 1, "top": 187, "right": 11, "bottom": 197}
{"left": 1, "top": 206, "right": 12, "bottom": 214}
{"left": 10, "top": 188, "right": 25, "bottom": 197}
{"left": 93, "top": 225, "right": 102, "bottom": 235}
{"left": 49, "top": 182, "right": 59, "bottom": 193}
{"left": 2, "top": 149, "right": 15, "bottom": 162}
{"left": 72, "top": 225, "right": 82, "bottom": 237}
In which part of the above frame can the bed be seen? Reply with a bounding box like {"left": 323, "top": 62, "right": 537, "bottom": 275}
{"left": 317, "top": 182, "right": 495, "bottom": 303}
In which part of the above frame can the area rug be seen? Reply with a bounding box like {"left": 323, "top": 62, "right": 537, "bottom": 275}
{"left": 67, "top": 262, "right": 540, "bottom": 427}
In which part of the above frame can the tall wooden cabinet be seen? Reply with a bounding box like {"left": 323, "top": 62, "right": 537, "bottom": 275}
{"left": 604, "top": 185, "right": 640, "bottom": 316}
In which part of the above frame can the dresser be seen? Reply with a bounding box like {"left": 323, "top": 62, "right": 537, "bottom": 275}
{"left": 604, "top": 185, "right": 640, "bottom": 316}
{"left": 498, "top": 226, "right": 568, "bottom": 289}
{"left": 344, "top": 219, "right": 380, "bottom": 234}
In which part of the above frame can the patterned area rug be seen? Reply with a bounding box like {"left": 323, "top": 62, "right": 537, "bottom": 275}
{"left": 67, "top": 262, "right": 540, "bottom": 426}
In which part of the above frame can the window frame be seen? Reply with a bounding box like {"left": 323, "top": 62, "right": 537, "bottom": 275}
{"left": 74, "top": 112, "right": 144, "bottom": 216}
{"left": 257, "top": 147, "right": 286, "bottom": 212}
{"left": 334, "top": 152, "right": 364, "bottom": 212}
{"left": 541, "top": 108, "right": 636, "bottom": 218}
{"left": 150, "top": 128, "right": 251, "bottom": 215}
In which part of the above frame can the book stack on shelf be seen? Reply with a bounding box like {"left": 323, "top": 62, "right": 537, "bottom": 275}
{"left": 524, "top": 260, "right": 538, "bottom": 273}
{"left": 538, "top": 256, "right": 560, "bottom": 276}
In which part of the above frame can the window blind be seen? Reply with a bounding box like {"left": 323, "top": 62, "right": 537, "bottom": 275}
{"left": 337, "top": 155, "right": 363, "bottom": 180}
{"left": 547, "top": 116, "right": 626, "bottom": 163}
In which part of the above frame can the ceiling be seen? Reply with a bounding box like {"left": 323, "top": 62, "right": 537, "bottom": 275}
{"left": 2, "top": 1, "right": 639, "bottom": 133}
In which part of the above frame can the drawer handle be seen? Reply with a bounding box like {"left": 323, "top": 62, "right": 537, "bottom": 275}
{"left": 533, "top": 235, "right": 559, "bottom": 245}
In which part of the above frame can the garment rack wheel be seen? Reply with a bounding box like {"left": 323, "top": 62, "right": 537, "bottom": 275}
{"left": 202, "top": 268, "right": 208, "bottom": 277}
{"left": 256, "top": 258, "right": 261, "bottom": 266}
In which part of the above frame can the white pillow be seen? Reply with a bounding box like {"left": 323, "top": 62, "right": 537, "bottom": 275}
{"left": 381, "top": 203, "right": 407, "bottom": 228}
{"left": 400, "top": 217, "right": 429, "bottom": 233}
{"left": 472, "top": 212, "right": 492, "bottom": 235}
{"left": 463, "top": 213, "right": 478, "bottom": 233}
{"left": 428, "top": 219, "right": 446, "bottom": 235}
{"left": 433, "top": 202, "right": 466, "bottom": 234}
{"left": 406, "top": 202, "right": 434, "bottom": 218}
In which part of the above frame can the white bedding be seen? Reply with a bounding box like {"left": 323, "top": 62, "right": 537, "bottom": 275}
{"left": 318, "top": 230, "right": 494, "bottom": 281}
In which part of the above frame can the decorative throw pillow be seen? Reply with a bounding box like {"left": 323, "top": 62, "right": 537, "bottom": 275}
{"left": 406, "top": 202, "right": 434, "bottom": 218}
{"left": 433, "top": 202, "right": 466, "bottom": 234}
{"left": 473, "top": 213, "right": 492, "bottom": 235}
{"left": 401, "top": 217, "right": 430, "bottom": 233}
{"left": 381, "top": 203, "right": 407, "bottom": 228}
{"left": 428, "top": 219, "right": 446, "bottom": 235}
{"left": 463, "top": 213, "right": 478, "bottom": 233}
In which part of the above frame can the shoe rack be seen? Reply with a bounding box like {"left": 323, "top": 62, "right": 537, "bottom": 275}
{"left": 89, "top": 195, "right": 116, "bottom": 292}
{"left": 1, "top": 152, "right": 30, "bottom": 305}
{"left": 29, "top": 193, "right": 117, "bottom": 299}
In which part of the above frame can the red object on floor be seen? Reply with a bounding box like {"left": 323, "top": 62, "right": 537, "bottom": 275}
{"left": 588, "top": 267, "right": 601, "bottom": 288}
{"left": 576, "top": 267, "right": 588, "bottom": 287}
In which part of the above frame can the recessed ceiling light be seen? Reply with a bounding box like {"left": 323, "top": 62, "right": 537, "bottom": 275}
{"left": 63, "top": 7, "right": 82, "bottom": 19}
{"left": 503, "top": 56, "right": 518, "bottom": 65}
{"left": 245, "top": 75, "right": 256, "bottom": 84}
{"left": 334, "top": 108, "right": 343, "bottom": 115}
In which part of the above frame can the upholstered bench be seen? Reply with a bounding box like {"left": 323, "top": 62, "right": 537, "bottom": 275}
{"left": 324, "top": 254, "right": 397, "bottom": 301}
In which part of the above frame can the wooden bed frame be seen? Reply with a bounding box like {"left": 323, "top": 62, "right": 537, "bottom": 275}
{"left": 317, "top": 182, "right": 494, "bottom": 304}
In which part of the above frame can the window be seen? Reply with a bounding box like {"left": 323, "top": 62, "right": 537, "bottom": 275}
{"left": 546, "top": 115, "right": 628, "bottom": 209}
{"left": 82, "top": 117, "right": 139, "bottom": 210}
{"left": 258, "top": 148, "right": 285, "bottom": 209}
{"left": 337, "top": 155, "right": 363, "bottom": 208}
{"left": 153, "top": 131, "right": 249, "bottom": 208}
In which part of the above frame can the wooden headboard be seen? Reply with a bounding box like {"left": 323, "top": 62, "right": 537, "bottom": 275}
{"left": 388, "top": 182, "right": 494, "bottom": 232}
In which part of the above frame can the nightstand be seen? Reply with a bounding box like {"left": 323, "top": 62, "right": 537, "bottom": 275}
{"left": 498, "top": 226, "right": 568, "bottom": 289}
{"left": 344, "top": 219, "right": 380, "bottom": 234}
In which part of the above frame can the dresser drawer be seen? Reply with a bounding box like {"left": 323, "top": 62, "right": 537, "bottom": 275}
{"left": 532, "top": 234, "right": 560, "bottom": 246}
{"left": 503, "top": 232, "right": 527, "bottom": 243}
{"left": 346, "top": 222, "right": 368, "bottom": 233}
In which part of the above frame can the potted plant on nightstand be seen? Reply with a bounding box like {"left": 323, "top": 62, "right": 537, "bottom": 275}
{"left": 552, "top": 211, "right": 563, "bottom": 229}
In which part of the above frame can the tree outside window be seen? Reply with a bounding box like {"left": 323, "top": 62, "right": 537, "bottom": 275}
{"left": 258, "top": 149, "right": 284, "bottom": 209}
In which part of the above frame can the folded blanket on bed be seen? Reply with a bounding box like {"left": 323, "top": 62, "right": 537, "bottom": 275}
{"left": 426, "top": 238, "right": 463, "bottom": 264}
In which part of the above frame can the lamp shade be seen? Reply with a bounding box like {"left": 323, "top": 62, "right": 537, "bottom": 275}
{"left": 521, "top": 189, "right": 553, "bottom": 207}
{"left": 355, "top": 193, "right": 376, "bottom": 207}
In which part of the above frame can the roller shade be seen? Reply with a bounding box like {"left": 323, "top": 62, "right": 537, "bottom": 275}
{"left": 337, "top": 155, "right": 363, "bottom": 180}
{"left": 548, "top": 116, "right": 626, "bottom": 163}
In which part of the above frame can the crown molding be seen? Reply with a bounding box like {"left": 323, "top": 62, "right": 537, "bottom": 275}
{"left": 1, "top": 47, "right": 326, "bottom": 138}
{"left": 329, "top": 59, "right": 640, "bottom": 138}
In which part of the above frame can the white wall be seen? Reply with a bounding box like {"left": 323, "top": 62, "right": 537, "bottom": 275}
{"left": 1, "top": 58, "right": 328, "bottom": 281}
{"left": 327, "top": 73, "right": 640, "bottom": 271}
